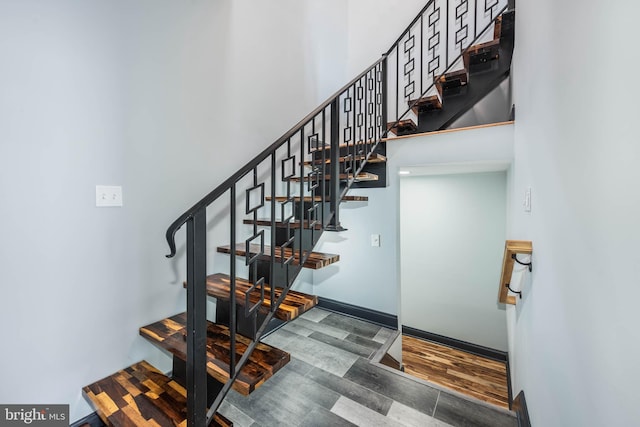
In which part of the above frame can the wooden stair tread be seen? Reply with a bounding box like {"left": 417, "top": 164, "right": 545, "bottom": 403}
{"left": 288, "top": 172, "right": 378, "bottom": 182}
{"left": 217, "top": 244, "right": 339, "bottom": 269}
{"left": 386, "top": 119, "right": 418, "bottom": 136}
{"left": 266, "top": 195, "right": 368, "bottom": 202}
{"left": 435, "top": 69, "right": 469, "bottom": 97}
{"left": 139, "top": 313, "right": 290, "bottom": 396}
{"left": 409, "top": 95, "right": 442, "bottom": 115}
{"left": 83, "top": 360, "right": 232, "bottom": 427}
{"left": 310, "top": 140, "right": 380, "bottom": 152}
{"left": 303, "top": 153, "right": 387, "bottom": 165}
{"left": 200, "top": 273, "right": 318, "bottom": 321}
{"left": 243, "top": 218, "right": 323, "bottom": 230}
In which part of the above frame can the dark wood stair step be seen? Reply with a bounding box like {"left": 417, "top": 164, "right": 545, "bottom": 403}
{"left": 302, "top": 152, "right": 387, "bottom": 166}
{"left": 386, "top": 118, "right": 418, "bottom": 136}
{"left": 217, "top": 244, "right": 339, "bottom": 269}
{"left": 139, "top": 313, "right": 290, "bottom": 396}
{"left": 266, "top": 195, "right": 368, "bottom": 202}
{"left": 288, "top": 172, "right": 378, "bottom": 182}
{"left": 199, "top": 273, "right": 318, "bottom": 321}
{"left": 435, "top": 69, "right": 469, "bottom": 97}
{"left": 464, "top": 39, "right": 500, "bottom": 68}
{"left": 409, "top": 95, "right": 442, "bottom": 115}
{"left": 83, "top": 360, "right": 232, "bottom": 427}
{"left": 243, "top": 218, "right": 323, "bottom": 230}
{"left": 310, "top": 140, "right": 380, "bottom": 152}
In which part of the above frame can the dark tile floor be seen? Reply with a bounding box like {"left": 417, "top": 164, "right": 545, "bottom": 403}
{"left": 220, "top": 308, "right": 517, "bottom": 427}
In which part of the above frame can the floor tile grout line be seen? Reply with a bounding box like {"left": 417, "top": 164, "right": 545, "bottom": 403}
{"left": 432, "top": 390, "right": 440, "bottom": 417}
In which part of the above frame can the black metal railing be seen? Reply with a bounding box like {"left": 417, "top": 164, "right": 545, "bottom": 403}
{"left": 385, "top": 0, "right": 509, "bottom": 133}
{"left": 164, "top": 0, "right": 510, "bottom": 425}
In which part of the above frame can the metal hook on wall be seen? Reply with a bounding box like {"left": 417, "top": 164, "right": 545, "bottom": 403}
{"left": 505, "top": 283, "right": 522, "bottom": 299}
{"left": 512, "top": 253, "right": 532, "bottom": 272}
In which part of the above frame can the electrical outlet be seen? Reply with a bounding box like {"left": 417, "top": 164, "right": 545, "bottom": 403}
{"left": 96, "top": 185, "right": 123, "bottom": 207}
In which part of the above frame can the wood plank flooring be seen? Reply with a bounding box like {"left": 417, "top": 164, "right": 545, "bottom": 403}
{"left": 402, "top": 335, "right": 510, "bottom": 409}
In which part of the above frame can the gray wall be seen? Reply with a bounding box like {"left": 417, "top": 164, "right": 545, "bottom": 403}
{"left": 508, "top": 0, "right": 640, "bottom": 425}
{"left": 400, "top": 172, "right": 508, "bottom": 351}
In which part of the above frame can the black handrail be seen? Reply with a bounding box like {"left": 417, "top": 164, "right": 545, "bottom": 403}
{"left": 165, "top": 55, "right": 386, "bottom": 258}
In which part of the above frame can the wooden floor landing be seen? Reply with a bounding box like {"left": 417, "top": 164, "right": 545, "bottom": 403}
{"left": 402, "top": 335, "right": 510, "bottom": 409}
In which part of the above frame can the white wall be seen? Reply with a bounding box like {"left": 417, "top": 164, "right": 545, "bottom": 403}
{"left": 400, "top": 171, "right": 508, "bottom": 351}
{"left": 0, "top": 0, "right": 350, "bottom": 422}
{"left": 314, "top": 124, "right": 514, "bottom": 315}
{"left": 508, "top": 0, "right": 640, "bottom": 425}
{"left": 346, "top": 0, "right": 426, "bottom": 76}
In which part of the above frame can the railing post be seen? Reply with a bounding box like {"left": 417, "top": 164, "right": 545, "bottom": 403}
{"left": 326, "top": 98, "right": 346, "bottom": 231}
{"left": 381, "top": 55, "right": 388, "bottom": 137}
{"left": 186, "top": 209, "right": 207, "bottom": 426}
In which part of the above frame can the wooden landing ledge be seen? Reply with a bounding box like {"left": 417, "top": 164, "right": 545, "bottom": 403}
{"left": 83, "top": 360, "right": 232, "bottom": 427}
{"left": 382, "top": 120, "right": 514, "bottom": 142}
{"left": 217, "top": 244, "right": 339, "bottom": 269}
{"left": 197, "top": 273, "right": 318, "bottom": 321}
{"left": 499, "top": 240, "right": 532, "bottom": 305}
{"left": 140, "top": 313, "right": 290, "bottom": 396}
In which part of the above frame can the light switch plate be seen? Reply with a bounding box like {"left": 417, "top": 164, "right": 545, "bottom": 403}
{"left": 371, "top": 234, "right": 380, "bottom": 247}
{"left": 96, "top": 185, "right": 123, "bottom": 207}
{"left": 523, "top": 187, "right": 531, "bottom": 212}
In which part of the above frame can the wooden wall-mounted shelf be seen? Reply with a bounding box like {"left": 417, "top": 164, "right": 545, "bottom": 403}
{"left": 498, "top": 240, "right": 533, "bottom": 305}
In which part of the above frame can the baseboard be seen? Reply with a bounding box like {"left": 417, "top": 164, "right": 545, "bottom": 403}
{"left": 513, "top": 390, "right": 531, "bottom": 427}
{"left": 401, "top": 326, "right": 508, "bottom": 362}
{"left": 70, "top": 411, "right": 105, "bottom": 427}
{"left": 316, "top": 297, "right": 398, "bottom": 329}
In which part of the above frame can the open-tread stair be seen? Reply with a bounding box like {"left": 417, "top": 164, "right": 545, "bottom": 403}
{"left": 266, "top": 195, "right": 368, "bottom": 202}
{"left": 199, "top": 273, "right": 318, "bottom": 321}
{"left": 217, "top": 243, "right": 339, "bottom": 269}
{"left": 83, "top": 360, "right": 232, "bottom": 427}
{"left": 139, "top": 313, "right": 290, "bottom": 396}
{"left": 288, "top": 172, "right": 379, "bottom": 182}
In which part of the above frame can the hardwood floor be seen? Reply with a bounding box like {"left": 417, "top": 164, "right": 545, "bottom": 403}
{"left": 402, "top": 335, "right": 510, "bottom": 409}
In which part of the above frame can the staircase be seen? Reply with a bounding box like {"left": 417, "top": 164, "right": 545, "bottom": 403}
{"left": 82, "top": 1, "right": 515, "bottom": 425}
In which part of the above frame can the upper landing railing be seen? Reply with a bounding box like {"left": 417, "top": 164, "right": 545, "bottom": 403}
{"left": 164, "top": 0, "right": 510, "bottom": 425}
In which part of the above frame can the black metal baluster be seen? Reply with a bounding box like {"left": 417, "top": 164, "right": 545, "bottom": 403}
{"left": 382, "top": 56, "right": 388, "bottom": 137}
{"left": 185, "top": 209, "right": 207, "bottom": 427}
{"left": 270, "top": 153, "right": 276, "bottom": 311}
{"left": 229, "top": 186, "right": 236, "bottom": 378}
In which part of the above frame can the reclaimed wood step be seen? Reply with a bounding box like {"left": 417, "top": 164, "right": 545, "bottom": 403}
{"left": 435, "top": 69, "right": 469, "bottom": 97}
{"left": 302, "top": 152, "right": 387, "bottom": 166}
{"left": 464, "top": 39, "right": 500, "bottom": 69}
{"left": 266, "top": 195, "right": 368, "bottom": 202}
{"left": 83, "top": 360, "right": 232, "bottom": 427}
{"left": 409, "top": 95, "right": 442, "bottom": 115}
{"left": 217, "top": 244, "right": 339, "bottom": 269}
{"left": 386, "top": 118, "right": 418, "bottom": 136}
{"left": 139, "top": 313, "right": 290, "bottom": 396}
{"left": 197, "top": 273, "right": 318, "bottom": 321}
{"left": 243, "top": 218, "right": 323, "bottom": 230}
{"left": 288, "top": 172, "right": 378, "bottom": 182}
{"left": 310, "top": 140, "right": 380, "bottom": 152}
